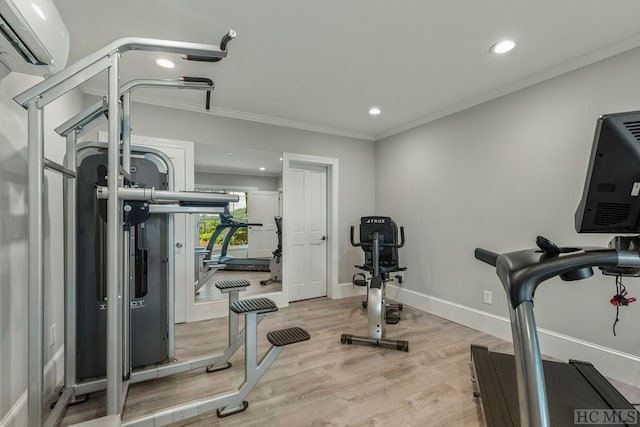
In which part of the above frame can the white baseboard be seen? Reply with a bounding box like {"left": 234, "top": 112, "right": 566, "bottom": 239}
{"left": 44, "top": 346, "right": 65, "bottom": 395}
{"left": 330, "top": 282, "right": 367, "bottom": 299}
{"left": 1, "top": 346, "right": 64, "bottom": 427}
{"left": 388, "top": 284, "right": 640, "bottom": 388}
{"left": 0, "top": 391, "right": 26, "bottom": 427}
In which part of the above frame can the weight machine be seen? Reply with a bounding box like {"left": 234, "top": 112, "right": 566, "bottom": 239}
{"left": 57, "top": 75, "right": 220, "bottom": 378}
{"left": 17, "top": 31, "right": 309, "bottom": 427}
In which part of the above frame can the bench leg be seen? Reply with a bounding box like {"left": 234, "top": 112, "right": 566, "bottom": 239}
{"left": 207, "top": 289, "right": 241, "bottom": 372}
{"left": 217, "top": 312, "right": 285, "bottom": 417}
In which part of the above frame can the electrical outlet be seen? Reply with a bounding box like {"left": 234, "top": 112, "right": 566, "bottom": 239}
{"left": 483, "top": 290, "right": 492, "bottom": 305}
{"left": 49, "top": 324, "right": 56, "bottom": 347}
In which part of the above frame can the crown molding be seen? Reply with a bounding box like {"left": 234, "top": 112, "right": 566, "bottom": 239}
{"left": 376, "top": 32, "right": 640, "bottom": 140}
{"left": 82, "top": 32, "right": 640, "bottom": 143}
{"left": 81, "top": 85, "right": 375, "bottom": 141}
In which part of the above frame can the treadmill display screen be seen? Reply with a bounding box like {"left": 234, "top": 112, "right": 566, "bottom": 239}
{"left": 575, "top": 111, "right": 640, "bottom": 233}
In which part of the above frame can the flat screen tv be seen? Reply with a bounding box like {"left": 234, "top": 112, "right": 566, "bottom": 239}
{"left": 575, "top": 111, "right": 640, "bottom": 233}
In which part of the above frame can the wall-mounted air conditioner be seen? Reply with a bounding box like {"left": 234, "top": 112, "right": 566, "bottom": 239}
{"left": 0, "top": 0, "right": 69, "bottom": 77}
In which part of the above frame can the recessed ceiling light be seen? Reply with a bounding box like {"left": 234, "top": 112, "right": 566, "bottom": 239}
{"left": 156, "top": 58, "right": 175, "bottom": 68}
{"left": 491, "top": 40, "right": 515, "bottom": 54}
{"left": 279, "top": 157, "right": 283, "bottom": 161}
{"left": 259, "top": 167, "right": 266, "bottom": 171}
{"left": 369, "top": 107, "right": 381, "bottom": 116}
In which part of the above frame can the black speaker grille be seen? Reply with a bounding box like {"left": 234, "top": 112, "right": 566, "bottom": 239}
{"left": 624, "top": 121, "right": 640, "bottom": 142}
{"left": 593, "top": 202, "right": 631, "bottom": 226}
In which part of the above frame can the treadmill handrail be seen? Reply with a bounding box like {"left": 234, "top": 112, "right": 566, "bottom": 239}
{"left": 474, "top": 244, "right": 640, "bottom": 427}
{"left": 475, "top": 248, "right": 499, "bottom": 267}
{"left": 476, "top": 247, "right": 640, "bottom": 309}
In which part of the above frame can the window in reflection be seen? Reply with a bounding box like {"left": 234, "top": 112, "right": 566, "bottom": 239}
{"left": 198, "top": 191, "right": 247, "bottom": 247}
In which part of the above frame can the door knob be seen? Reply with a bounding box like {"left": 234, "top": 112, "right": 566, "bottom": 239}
{"left": 321, "top": 236, "right": 326, "bottom": 241}
{"left": 175, "top": 242, "right": 183, "bottom": 248}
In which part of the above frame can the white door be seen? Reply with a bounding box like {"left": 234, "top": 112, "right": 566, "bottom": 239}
{"left": 288, "top": 165, "right": 327, "bottom": 301}
{"left": 247, "top": 190, "right": 279, "bottom": 258}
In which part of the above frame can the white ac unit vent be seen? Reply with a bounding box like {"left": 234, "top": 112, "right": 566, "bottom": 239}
{"left": 0, "top": 0, "right": 69, "bottom": 77}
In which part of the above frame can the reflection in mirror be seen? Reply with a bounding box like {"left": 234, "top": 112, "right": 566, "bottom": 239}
{"left": 192, "top": 143, "right": 283, "bottom": 303}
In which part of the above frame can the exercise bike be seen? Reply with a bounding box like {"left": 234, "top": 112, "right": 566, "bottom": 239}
{"left": 341, "top": 216, "right": 409, "bottom": 352}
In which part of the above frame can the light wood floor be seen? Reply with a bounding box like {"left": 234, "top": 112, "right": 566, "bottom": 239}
{"left": 60, "top": 296, "right": 640, "bottom": 426}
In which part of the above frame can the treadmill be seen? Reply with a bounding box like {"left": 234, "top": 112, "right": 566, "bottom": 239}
{"left": 206, "top": 212, "right": 271, "bottom": 272}
{"left": 472, "top": 239, "right": 640, "bottom": 427}
{"left": 472, "top": 111, "right": 640, "bottom": 427}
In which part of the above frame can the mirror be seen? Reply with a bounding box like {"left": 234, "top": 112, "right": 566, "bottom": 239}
{"left": 192, "top": 143, "right": 283, "bottom": 304}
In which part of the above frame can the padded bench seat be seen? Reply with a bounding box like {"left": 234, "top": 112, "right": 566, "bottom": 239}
{"left": 230, "top": 298, "right": 278, "bottom": 315}
{"left": 267, "top": 327, "right": 311, "bottom": 346}
{"left": 215, "top": 279, "right": 251, "bottom": 291}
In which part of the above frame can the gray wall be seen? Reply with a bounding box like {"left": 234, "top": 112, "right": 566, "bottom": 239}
{"left": 195, "top": 171, "right": 280, "bottom": 191}
{"left": 87, "top": 97, "right": 376, "bottom": 282}
{"left": 0, "top": 73, "right": 82, "bottom": 424}
{"left": 376, "top": 46, "right": 640, "bottom": 356}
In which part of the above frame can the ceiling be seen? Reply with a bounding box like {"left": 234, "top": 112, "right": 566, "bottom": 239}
{"left": 194, "top": 144, "right": 283, "bottom": 177}
{"left": 53, "top": 0, "right": 640, "bottom": 141}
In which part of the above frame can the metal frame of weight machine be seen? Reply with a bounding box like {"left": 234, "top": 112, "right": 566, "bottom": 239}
{"left": 15, "top": 33, "right": 241, "bottom": 427}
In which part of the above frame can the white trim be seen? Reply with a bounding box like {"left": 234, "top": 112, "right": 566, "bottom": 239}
{"left": 0, "top": 390, "right": 27, "bottom": 427}
{"left": 388, "top": 284, "right": 640, "bottom": 388}
{"left": 85, "top": 33, "right": 640, "bottom": 144}
{"left": 83, "top": 85, "right": 375, "bottom": 142}
{"left": 1, "top": 346, "right": 64, "bottom": 427}
{"left": 194, "top": 184, "right": 259, "bottom": 192}
{"left": 282, "top": 153, "right": 339, "bottom": 303}
{"left": 43, "top": 345, "right": 65, "bottom": 393}
{"left": 376, "top": 33, "right": 640, "bottom": 140}
{"left": 331, "top": 282, "right": 367, "bottom": 300}
{"left": 388, "top": 285, "right": 512, "bottom": 340}
{"left": 196, "top": 168, "right": 281, "bottom": 178}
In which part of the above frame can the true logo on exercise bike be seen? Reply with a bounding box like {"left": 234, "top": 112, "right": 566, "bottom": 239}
{"left": 366, "top": 218, "right": 386, "bottom": 224}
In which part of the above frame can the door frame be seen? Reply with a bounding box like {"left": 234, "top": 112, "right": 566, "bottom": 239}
{"left": 282, "top": 153, "right": 339, "bottom": 303}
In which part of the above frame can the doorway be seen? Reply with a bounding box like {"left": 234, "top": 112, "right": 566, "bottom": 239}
{"left": 282, "top": 153, "right": 338, "bottom": 303}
